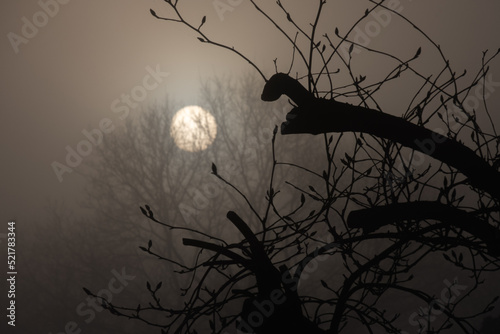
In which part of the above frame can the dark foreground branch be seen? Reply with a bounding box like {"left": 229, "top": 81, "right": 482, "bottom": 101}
{"left": 347, "top": 201, "right": 500, "bottom": 256}
{"left": 261, "top": 73, "right": 500, "bottom": 200}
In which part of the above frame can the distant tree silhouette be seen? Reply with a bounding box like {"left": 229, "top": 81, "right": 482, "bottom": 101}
{"left": 79, "top": 74, "right": 313, "bottom": 331}
{"left": 89, "top": 1, "right": 500, "bottom": 333}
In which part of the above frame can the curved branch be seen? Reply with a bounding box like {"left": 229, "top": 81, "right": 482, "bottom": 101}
{"left": 226, "top": 211, "right": 283, "bottom": 298}
{"left": 347, "top": 201, "right": 500, "bottom": 256}
{"left": 150, "top": 7, "right": 267, "bottom": 81}
{"left": 261, "top": 73, "right": 500, "bottom": 199}
{"left": 227, "top": 211, "right": 264, "bottom": 258}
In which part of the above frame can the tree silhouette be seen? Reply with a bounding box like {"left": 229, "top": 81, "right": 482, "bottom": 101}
{"left": 262, "top": 72, "right": 500, "bottom": 200}
{"left": 88, "top": 1, "right": 500, "bottom": 333}
{"left": 78, "top": 74, "right": 315, "bottom": 331}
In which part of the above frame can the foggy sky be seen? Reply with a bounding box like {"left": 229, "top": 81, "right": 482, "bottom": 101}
{"left": 1, "top": 1, "right": 499, "bottom": 222}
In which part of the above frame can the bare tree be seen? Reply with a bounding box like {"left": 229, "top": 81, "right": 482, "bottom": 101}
{"left": 89, "top": 1, "right": 500, "bottom": 333}
{"left": 77, "top": 72, "right": 313, "bottom": 326}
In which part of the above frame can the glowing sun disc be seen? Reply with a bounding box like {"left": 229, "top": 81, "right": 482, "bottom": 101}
{"left": 170, "top": 105, "right": 217, "bottom": 152}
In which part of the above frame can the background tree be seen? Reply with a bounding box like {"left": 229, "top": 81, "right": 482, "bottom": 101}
{"left": 24, "top": 71, "right": 305, "bottom": 331}
{"left": 17, "top": 71, "right": 314, "bottom": 334}
{"left": 87, "top": 1, "right": 500, "bottom": 333}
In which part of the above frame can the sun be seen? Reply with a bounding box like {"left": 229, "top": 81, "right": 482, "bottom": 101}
{"left": 170, "top": 105, "right": 217, "bottom": 152}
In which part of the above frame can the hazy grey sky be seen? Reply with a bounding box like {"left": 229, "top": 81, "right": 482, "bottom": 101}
{"left": 1, "top": 0, "right": 499, "bottom": 224}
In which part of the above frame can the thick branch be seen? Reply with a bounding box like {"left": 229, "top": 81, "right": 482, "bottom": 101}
{"left": 347, "top": 201, "right": 500, "bottom": 256}
{"left": 182, "top": 238, "right": 251, "bottom": 269}
{"left": 261, "top": 73, "right": 500, "bottom": 199}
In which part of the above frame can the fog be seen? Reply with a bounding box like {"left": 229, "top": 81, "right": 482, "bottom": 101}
{"left": 1, "top": 1, "right": 500, "bottom": 333}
